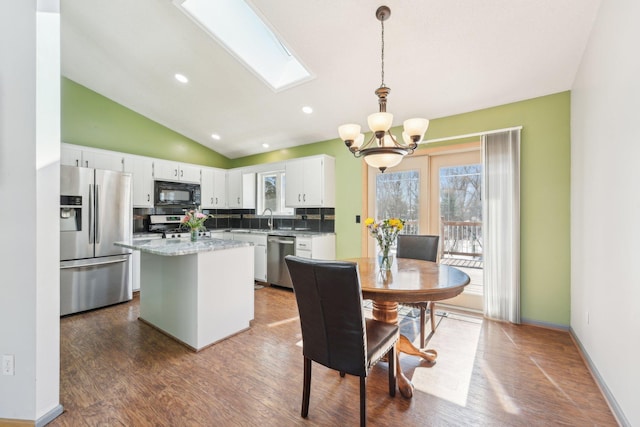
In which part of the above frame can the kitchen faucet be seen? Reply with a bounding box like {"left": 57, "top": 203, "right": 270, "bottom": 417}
{"left": 262, "top": 208, "right": 274, "bottom": 231}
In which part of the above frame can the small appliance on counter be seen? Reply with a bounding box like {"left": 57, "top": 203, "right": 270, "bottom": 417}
{"left": 60, "top": 165, "right": 133, "bottom": 316}
{"left": 148, "top": 214, "right": 211, "bottom": 239}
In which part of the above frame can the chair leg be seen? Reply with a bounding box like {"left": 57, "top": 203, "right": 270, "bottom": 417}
{"left": 419, "top": 306, "right": 426, "bottom": 349}
{"left": 388, "top": 345, "right": 396, "bottom": 397}
{"left": 302, "top": 357, "right": 311, "bottom": 418}
{"left": 429, "top": 301, "right": 436, "bottom": 333}
{"left": 360, "top": 375, "right": 367, "bottom": 427}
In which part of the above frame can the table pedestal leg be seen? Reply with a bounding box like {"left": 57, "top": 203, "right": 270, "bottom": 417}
{"left": 371, "top": 300, "right": 439, "bottom": 399}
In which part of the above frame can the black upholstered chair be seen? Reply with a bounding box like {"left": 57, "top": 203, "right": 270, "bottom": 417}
{"left": 285, "top": 255, "right": 398, "bottom": 427}
{"left": 396, "top": 234, "right": 440, "bottom": 349}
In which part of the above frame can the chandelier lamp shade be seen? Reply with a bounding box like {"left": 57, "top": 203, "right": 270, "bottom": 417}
{"left": 338, "top": 5, "right": 429, "bottom": 173}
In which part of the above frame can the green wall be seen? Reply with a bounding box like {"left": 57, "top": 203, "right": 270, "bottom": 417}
{"left": 62, "top": 79, "right": 571, "bottom": 326}
{"left": 61, "top": 78, "right": 231, "bottom": 168}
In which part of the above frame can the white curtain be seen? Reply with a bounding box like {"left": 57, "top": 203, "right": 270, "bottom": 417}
{"left": 482, "top": 129, "right": 521, "bottom": 323}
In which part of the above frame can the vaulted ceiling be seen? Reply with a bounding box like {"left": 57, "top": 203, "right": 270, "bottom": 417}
{"left": 61, "top": 0, "right": 601, "bottom": 159}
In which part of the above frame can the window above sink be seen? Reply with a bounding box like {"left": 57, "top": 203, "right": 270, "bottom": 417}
{"left": 257, "top": 170, "right": 294, "bottom": 216}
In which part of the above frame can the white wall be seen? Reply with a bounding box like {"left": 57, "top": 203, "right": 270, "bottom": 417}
{"left": 571, "top": 0, "right": 640, "bottom": 425}
{"left": 0, "top": 1, "right": 61, "bottom": 423}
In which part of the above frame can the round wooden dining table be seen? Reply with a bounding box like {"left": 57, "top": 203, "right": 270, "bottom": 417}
{"left": 344, "top": 257, "right": 471, "bottom": 398}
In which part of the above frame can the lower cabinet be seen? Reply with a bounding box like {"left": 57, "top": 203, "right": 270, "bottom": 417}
{"left": 295, "top": 235, "right": 336, "bottom": 260}
{"left": 224, "top": 232, "right": 267, "bottom": 282}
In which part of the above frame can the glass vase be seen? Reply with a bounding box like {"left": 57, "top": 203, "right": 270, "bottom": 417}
{"left": 377, "top": 248, "right": 394, "bottom": 271}
{"left": 190, "top": 229, "right": 198, "bottom": 242}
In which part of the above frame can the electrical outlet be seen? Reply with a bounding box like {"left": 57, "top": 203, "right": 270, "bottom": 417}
{"left": 2, "top": 354, "right": 15, "bottom": 376}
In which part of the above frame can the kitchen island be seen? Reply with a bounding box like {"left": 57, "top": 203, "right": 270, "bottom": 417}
{"left": 115, "top": 237, "right": 254, "bottom": 351}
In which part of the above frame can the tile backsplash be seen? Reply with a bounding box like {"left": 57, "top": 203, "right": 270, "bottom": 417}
{"left": 133, "top": 207, "right": 335, "bottom": 233}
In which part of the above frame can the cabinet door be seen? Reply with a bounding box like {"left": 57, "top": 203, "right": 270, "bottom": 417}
{"left": 285, "top": 160, "right": 305, "bottom": 206}
{"left": 254, "top": 244, "right": 267, "bottom": 281}
{"left": 232, "top": 233, "right": 267, "bottom": 281}
{"left": 61, "top": 145, "right": 83, "bottom": 167}
{"left": 301, "top": 158, "right": 323, "bottom": 206}
{"left": 227, "top": 170, "right": 242, "bottom": 208}
{"left": 84, "top": 150, "right": 124, "bottom": 171}
{"left": 200, "top": 168, "right": 215, "bottom": 208}
{"left": 179, "top": 164, "right": 201, "bottom": 183}
{"left": 213, "top": 169, "right": 227, "bottom": 208}
{"left": 124, "top": 156, "right": 154, "bottom": 207}
{"left": 154, "top": 160, "right": 180, "bottom": 181}
{"left": 242, "top": 173, "right": 256, "bottom": 209}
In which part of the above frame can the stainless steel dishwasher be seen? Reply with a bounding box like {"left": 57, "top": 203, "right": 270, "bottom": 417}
{"left": 267, "top": 235, "right": 296, "bottom": 288}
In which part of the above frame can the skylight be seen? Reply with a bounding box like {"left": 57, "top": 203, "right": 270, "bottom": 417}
{"left": 174, "top": 0, "right": 312, "bottom": 91}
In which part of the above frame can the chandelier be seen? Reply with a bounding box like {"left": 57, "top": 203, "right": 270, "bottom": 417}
{"left": 338, "top": 5, "right": 429, "bottom": 173}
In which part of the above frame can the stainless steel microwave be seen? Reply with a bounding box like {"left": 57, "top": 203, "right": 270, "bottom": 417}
{"left": 154, "top": 180, "right": 201, "bottom": 207}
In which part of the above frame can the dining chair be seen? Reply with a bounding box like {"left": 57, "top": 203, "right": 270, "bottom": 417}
{"left": 285, "top": 255, "right": 398, "bottom": 427}
{"left": 396, "top": 234, "right": 440, "bottom": 349}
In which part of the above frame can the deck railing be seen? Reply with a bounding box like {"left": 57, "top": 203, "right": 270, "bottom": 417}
{"left": 440, "top": 220, "right": 483, "bottom": 259}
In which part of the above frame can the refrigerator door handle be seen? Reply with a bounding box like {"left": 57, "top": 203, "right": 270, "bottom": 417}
{"left": 89, "top": 184, "right": 94, "bottom": 244}
{"left": 95, "top": 184, "right": 100, "bottom": 244}
{"left": 60, "top": 257, "right": 127, "bottom": 269}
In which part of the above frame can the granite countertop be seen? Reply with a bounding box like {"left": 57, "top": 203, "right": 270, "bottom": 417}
{"left": 115, "top": 237, "right": 251, "bottom": 256}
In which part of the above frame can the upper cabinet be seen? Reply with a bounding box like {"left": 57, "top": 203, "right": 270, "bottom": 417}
{"left": 227, "top": 170, "right": 256, "bottom": 209}
{"left": 154, "top": 160, "right": 201, "bottom": 183}
{"left": 285, "top": 155, "right": 335, "bottom": 207}
{"left": 123, "top": 155, "right": 155, "bottom": 208}
{"left": 61, "top": 144, "right": 124, "bottom": 171}
{"left": 201, "top": 167, "right": 227, "bottom": 209}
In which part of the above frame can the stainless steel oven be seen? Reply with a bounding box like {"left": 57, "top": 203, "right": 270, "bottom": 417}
{"left": 154, "top": 180, "right": 201, "bottom": 208}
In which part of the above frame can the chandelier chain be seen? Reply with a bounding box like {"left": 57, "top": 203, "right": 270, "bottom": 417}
{"left": 380, "top": 18, "right": 385, "bottom": 87}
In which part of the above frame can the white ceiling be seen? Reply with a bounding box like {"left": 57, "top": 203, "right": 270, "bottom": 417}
{"left": 61, "top": 0, "right": 601, "bottom": 159}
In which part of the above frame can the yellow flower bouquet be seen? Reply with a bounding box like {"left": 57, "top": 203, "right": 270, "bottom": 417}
{"left": 364, "top": 217, "right": 405, "bottom": 270}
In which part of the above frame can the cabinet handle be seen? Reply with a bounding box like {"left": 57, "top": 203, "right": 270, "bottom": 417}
{"left": 85, "top": 160, "right": 88, "bottom": 167}
{"left": 211, "top": 197, "right": 213, "bottom": 204}
{"left": 174, "top": 169, "right": 178, "bottom": 177}
{"left": 181, "top": 170, "right": 184, "bottom": 178}
{"left": 75, "top": 159, "right": 79, "bottom": 167}
{"left": 237, "top": 197, "right": 240, "bottom": 204}
{"left": 215, "top": 197, "right": 218, "bottom": 204}
{"left": 147, "top": 194, "right": 150, "bottom": 202}
{"left": 303, "top": 194, "right": 306, "bottom": 202}
{"left": 298, "top": 194, "right": 301, "bottom": 202}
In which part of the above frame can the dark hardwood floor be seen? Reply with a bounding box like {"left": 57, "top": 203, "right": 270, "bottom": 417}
{"left": 51, "top": 286, "right": 617, "bottom": 426}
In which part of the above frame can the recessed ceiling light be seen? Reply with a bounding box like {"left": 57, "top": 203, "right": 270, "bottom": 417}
{"left": 211, "top": 133, "right": 221, "bottom": 140}
{"left": 302, "top": 106, "right": 313, "bottom": 114}
{"left": 262, "top": 143, "right": 269, "bottom": 148}
{"left": 174, "top": 73, "right": 189, "bottom": 83}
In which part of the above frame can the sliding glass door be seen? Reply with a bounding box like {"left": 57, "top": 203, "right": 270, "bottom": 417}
{"left": 366, "top": 147, "right": 483, "bottom": 311}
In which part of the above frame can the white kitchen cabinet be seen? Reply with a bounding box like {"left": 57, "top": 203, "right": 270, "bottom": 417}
{"left": 295, "top": 234, "right": 336, "bottom": 260}
{"left": 230, "top": 232, "right": 267, "bottom": 282}
{"left": 61, "top": 144, "right": 124, "bottom": 171}
{"left": 123, "top": 155, "right": 155, "bottom": 208}
{"left": 202, "top": 167, "right": 229, "bottom": 209}
{"left": 200, "top": 167, "right": 215, "bottom": 209}
{"left": 61, "top": 145, "right": 83, "bottom": 167}
{"left": 212, "top": 169, "right": 227, "bottom": 208}
{"left": 285, "top": 155, "right": 335, "bottom": 207}
{"left": 154, "top": 159, "right": 201, "bottom": 183}
{"left": 227, "top": 170, "right": 256, "bottom": 209}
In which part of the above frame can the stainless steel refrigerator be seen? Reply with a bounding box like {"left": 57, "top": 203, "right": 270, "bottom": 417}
{"left": 60, "top": 165, "right": 132, "bottom": 316}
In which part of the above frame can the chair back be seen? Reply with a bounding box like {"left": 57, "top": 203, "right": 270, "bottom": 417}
{"left": 285, "top": 255, "right": 368, "bottom": 377}
{"left": 396, "top": 234, "right": 440, "bottom": 262}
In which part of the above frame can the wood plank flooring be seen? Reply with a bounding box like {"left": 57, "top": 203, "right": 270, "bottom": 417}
{"left": 50, "top": 287, "right": 618, "bottom": 426}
